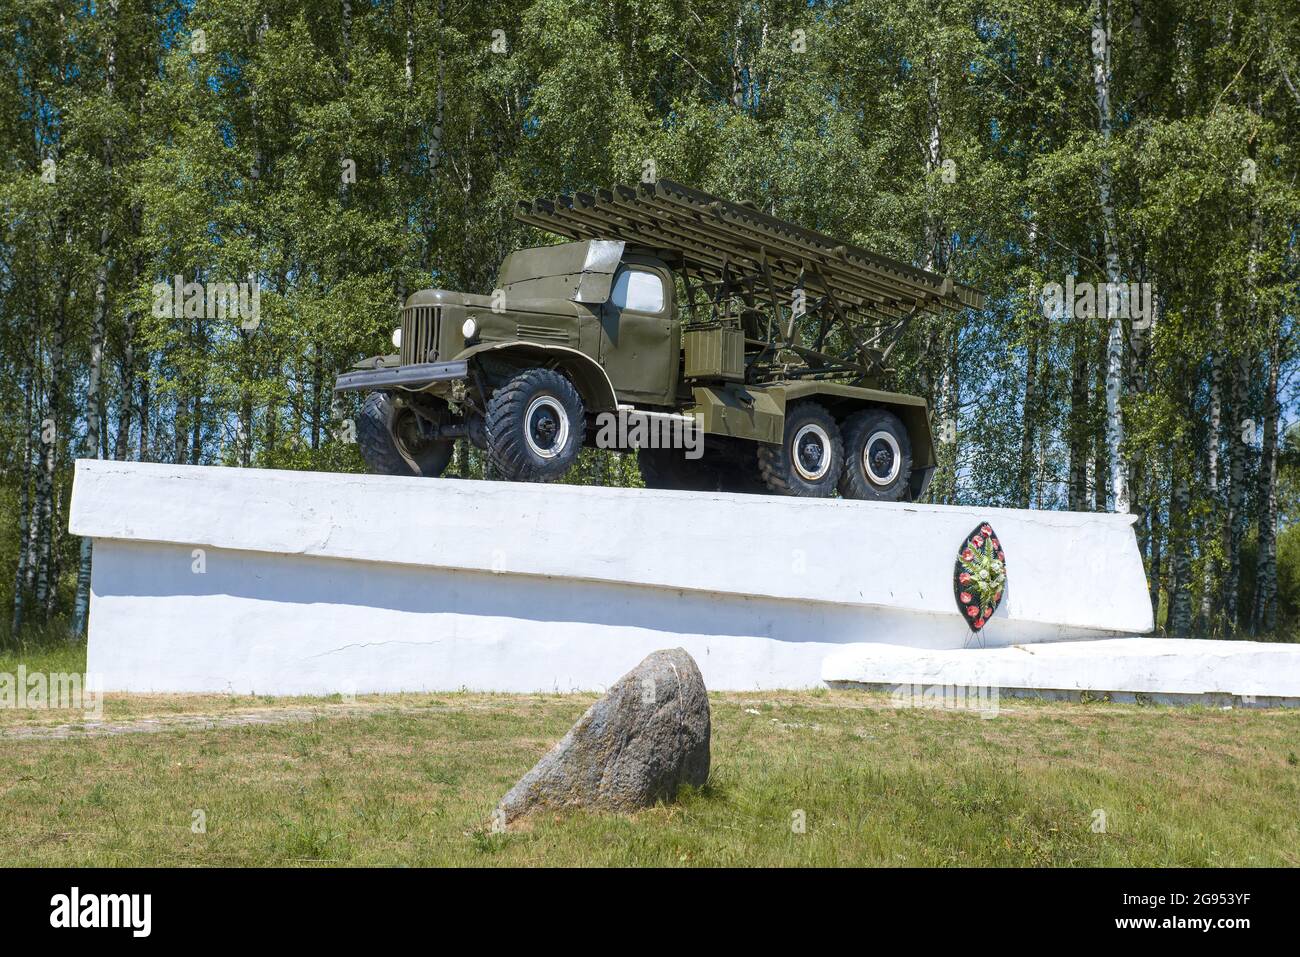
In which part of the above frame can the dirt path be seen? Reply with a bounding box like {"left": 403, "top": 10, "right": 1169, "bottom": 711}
{"left": 0, "top": 703, "right": 434, "bottom": 741}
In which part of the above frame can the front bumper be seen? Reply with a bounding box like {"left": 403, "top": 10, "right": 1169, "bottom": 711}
{"left": 333, "top": 360, "right": 468, "bottom": 394}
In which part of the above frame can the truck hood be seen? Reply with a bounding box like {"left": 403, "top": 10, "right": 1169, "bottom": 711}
{"left": 405, "top": 288, "right": 595, "bottom": 319}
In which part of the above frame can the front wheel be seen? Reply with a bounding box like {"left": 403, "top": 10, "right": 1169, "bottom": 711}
{"left": 838, "top": 408, "right": 913, "bottom": 501}
{"left": 356, "top": 391, "right": 454, "bottom": 477}
{"left": 486, "top": 368, "right": 586, "bottom": 481}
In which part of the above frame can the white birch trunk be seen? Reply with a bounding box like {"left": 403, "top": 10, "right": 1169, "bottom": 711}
{"left": 73, "top": 20, "right": 118, "bottom": 636}
{"left": 11, "top": 376, "right": 34, "bottom": 634}
{"left": 1254, "top": 340, "right": 1280, "bottom": 632}
{"left": 1091, "top": 0, "right": 1129, "bottom": 513}
{"left": 1200, "top": 302, "right": 1222, "bottom": 629}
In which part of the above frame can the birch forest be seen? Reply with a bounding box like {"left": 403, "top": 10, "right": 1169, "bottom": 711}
{"left": 2, "top": 0, "right": 1299, "bottom": 644}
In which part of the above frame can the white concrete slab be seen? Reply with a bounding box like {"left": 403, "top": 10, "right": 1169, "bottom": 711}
{"left": 822, "top": 638, "right": 1300, "bottom": 705}
{"left": 69, "top": 460, "right": 1155, "bottom": 693}
{"left": 69, "top": 460, "right": 1153, "bottom": 631}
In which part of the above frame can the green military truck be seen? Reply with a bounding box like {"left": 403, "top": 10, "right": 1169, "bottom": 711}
{"left": 334, "top": 180, "right": 982, "bottom": 500}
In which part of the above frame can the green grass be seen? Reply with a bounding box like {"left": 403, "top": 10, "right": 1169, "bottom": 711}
{"left": 0, "top": 639, "right": 86, "bottom": 678}
{"left": 0, "top": 670, "right": 1297, "bottom": 866}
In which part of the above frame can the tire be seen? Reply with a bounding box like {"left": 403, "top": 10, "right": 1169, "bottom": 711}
{"left": 757, "top": 401, "right": 844, "bottom": 497}
{"left": 838, "top": 407, "right": 913, "bottom": 501}
{"left": 356, "top": 391, "right": 454, "bottom": 477}
{"left": 486, "top": 368, "right": 586, "bottom": 481}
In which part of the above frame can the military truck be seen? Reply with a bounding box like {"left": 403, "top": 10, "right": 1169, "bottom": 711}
{"left": 334, "top": 180, "right": 982, "bottom": 500}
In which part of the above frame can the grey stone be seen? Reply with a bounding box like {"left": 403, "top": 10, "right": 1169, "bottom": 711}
{"left": 496, "top": 648, "right": 711, "bottom": 825}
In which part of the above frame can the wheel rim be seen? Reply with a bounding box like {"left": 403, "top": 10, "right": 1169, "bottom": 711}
{"left": 524, "top": 395, "right": 569, "bottom": 459}
{"left": 792, "top": 423, "right": 833, "bottom": 482}
{"left": 864, "top": 430, "right": 901, "bottom": 485}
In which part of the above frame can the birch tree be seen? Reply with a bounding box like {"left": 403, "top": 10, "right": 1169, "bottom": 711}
{"left": 1090, "top": 0, "right": 1129, "bottom": 513}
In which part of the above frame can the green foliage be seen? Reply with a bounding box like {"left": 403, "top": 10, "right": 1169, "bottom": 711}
{"left": 1, "top": 0, "right": 1297, "bottom": 638}
{"left": 1275, "top": 522, "right": 1300, "bottom": 633}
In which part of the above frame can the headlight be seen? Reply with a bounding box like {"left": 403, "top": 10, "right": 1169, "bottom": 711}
{"left": 462, "top": 317, "right": 478, "bottom": 339}
{"left": 391, "top": 327, "right": 402, "bottom": 349}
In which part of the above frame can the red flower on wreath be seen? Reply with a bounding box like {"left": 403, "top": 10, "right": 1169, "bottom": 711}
{"left": 975, "top": 618, "right": 985, "bottom": 628}
{"left": 959, "top": 572, "right": 972, "bottom": 584}
{"left": 972, "top": 535, "right": 984, "bottom": 547}
{"left": 960, "top": 591, "right": 972, "bottom": 604}
{"left": 966, "top": 605, "right": 978, "bottom": 618}
{"left": 961, "top": 549, "right": 974, "bottom": 561}
{"left": 980, "top": 524, "right": 992, "bottom": 535}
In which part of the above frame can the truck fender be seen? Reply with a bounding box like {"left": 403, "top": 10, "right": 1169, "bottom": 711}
{"left": 455, "top": 341, "right": 619, "bottom": 413}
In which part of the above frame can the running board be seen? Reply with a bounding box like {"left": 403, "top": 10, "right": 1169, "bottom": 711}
{"left": 606, "top": 405, "right": 700, "bottom": 450}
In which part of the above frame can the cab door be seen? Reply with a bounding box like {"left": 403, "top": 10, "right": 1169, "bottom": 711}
{"left": 598, "top": 262, "right": 678, "bottom": 405}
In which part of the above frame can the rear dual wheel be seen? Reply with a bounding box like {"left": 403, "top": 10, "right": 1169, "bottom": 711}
{"left": 757, "top": 402, "right": 913, "bottom": 502}
{"left": 757, "top": 402, "right": 844, "bottom": 497}
{"left": 838, "top": 408, "right": 913, "bottom": 502}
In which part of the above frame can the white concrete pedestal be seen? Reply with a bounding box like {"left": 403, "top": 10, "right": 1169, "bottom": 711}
{"left": 822, "top": 638, "right": 1300, "bottom": 706}
{"left": 69, "top": 460, "right": 1154, "bottom": 693}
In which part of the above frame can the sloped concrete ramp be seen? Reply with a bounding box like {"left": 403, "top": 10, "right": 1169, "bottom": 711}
{"left": 69, "top": 460, "right": 1153, "bottom": 693}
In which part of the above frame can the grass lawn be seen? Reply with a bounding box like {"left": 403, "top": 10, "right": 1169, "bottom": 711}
{"left": 0, "top": 644, "right": 1297, "bottom": 866}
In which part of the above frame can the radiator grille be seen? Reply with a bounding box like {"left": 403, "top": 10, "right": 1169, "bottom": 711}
{"left": 400, "top": 305, "right": 441, "bottom": 365}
